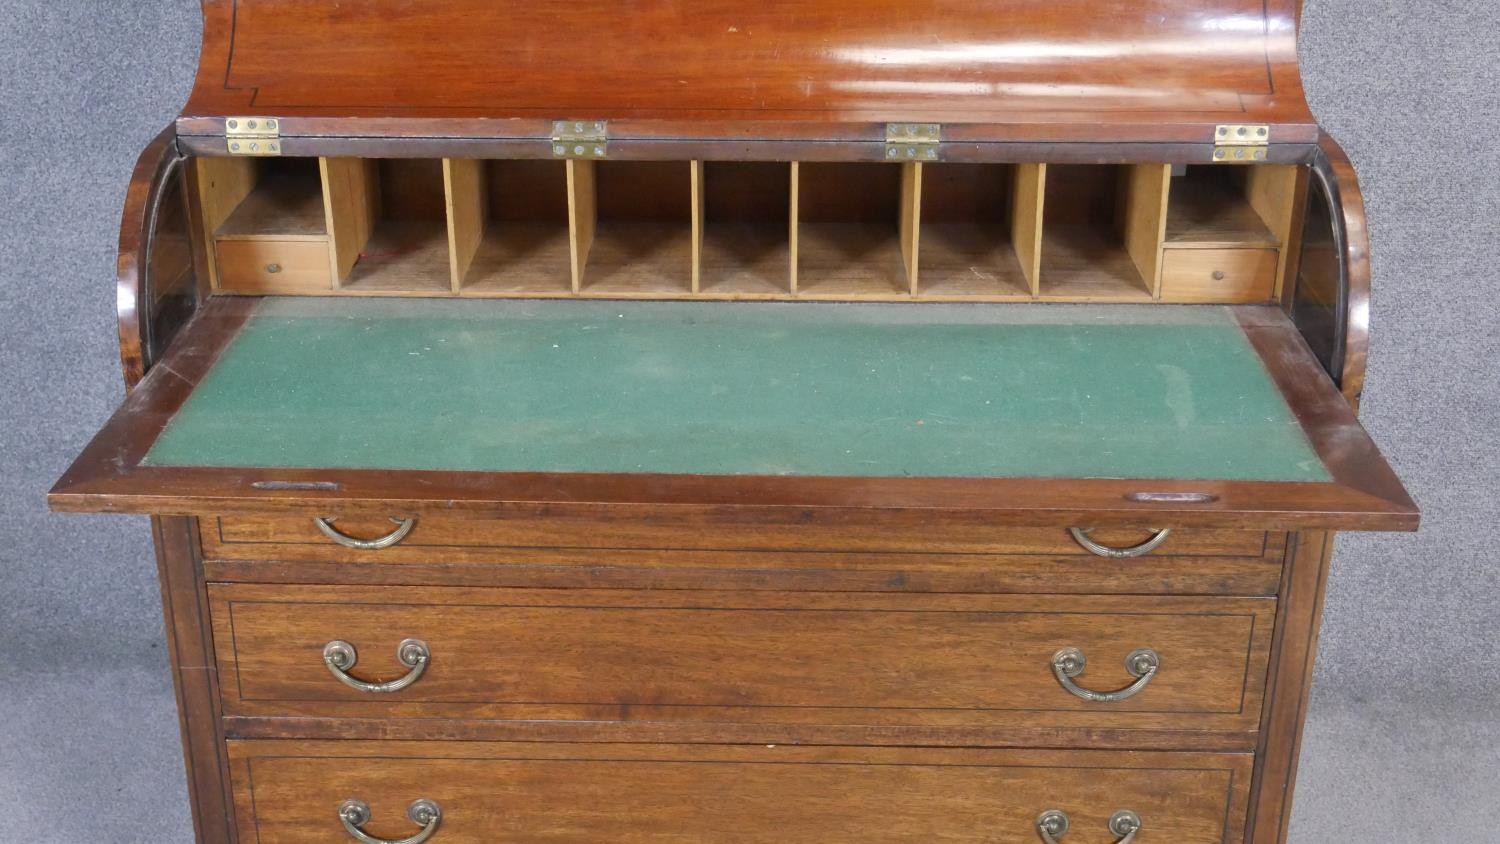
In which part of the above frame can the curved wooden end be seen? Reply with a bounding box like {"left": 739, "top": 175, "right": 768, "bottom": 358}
{"left": 1316, "top": 132, "right": 1372, "bottom": 411}
{"left": 116, "top": 126, "right": 184, "bottom": 392}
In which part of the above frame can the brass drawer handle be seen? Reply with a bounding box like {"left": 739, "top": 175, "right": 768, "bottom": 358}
{"left": 315, "top": 516, "right": 417, "bottom": 550}
{"left": 1051, "top": 647, "right": 1159, "bottom": 703}
{"left": 1036, "top": 809, "right": 1142, "bottom": 843}
{"left": 324, "top": 639, "right": 430, "bottom": 694}
{"left": 339, "top": 799, "right": 441, "bottom": 844}
{"left": 1068, "top": 527, "right": 1171, "bottom": 558}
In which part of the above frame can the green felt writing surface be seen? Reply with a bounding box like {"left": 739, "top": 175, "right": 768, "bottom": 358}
{"left": 143, "top": 299, "right": 1330, "bottom": 482}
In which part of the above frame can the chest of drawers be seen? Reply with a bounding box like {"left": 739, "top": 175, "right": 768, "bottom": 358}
{"left": 53, "top": 1, "right": 1418, "bottom": 840}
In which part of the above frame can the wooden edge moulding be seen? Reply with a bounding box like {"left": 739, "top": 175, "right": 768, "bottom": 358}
{"left": 196, "top": 156, "right": 1303, "bottom": 305}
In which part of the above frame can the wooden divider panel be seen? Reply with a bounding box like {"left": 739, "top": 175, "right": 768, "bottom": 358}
{"left": 321, "top": 157, "right": 378, "bottom": 282}
{"left": 566, "top": 159, "right": 596, "bottom": 293}
{"left": 442, "top": 159, "right": 486, "bottom": 291}
{"left": 1124, "top": 163, "right": 1173, "bottom": 296}
{"left": 899, "top": 161, "right": 922, "bottom": 293}
{"left": 1012, "top": 162, "right": 1046, "bottom": 295}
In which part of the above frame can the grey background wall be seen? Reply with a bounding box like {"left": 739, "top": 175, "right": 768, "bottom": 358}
{"left": 1, "top": 1, "right": 1495, "bottom": 841}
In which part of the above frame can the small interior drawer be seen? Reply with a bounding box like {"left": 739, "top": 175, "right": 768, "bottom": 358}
{"left": 229, "top": 740, "right": 1252, "bottom": 843}
{"left": 215, "top": 239, "right": 333, "bottom": 294}
{"left": 1159, "top": 248, "right": 1278, "bottom": 302}
{"left": 211, "top": 584, "right": 1273, "bottom": 740}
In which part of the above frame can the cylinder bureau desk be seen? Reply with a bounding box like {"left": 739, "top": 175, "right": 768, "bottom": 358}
{"left": 52, "top": 1, "right": 1419, "bottom": 842}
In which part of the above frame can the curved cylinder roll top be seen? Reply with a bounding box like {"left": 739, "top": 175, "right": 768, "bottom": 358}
{"left": 180, "top": 0, "right": 1315, "bottom": 144}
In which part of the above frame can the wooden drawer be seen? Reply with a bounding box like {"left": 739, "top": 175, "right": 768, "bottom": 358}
{"left": 211, "top": 584, "right": 1272, "bottom": 746}
{"left": 202, "top": 515, "right": 1286, "bottom": 595}
{"left": 1159, "top": 248, "right": 1278, "bottom": 303}
{"left": 229, "top": 740, "right": 1252, "bottom": 843}
{"left": 215, "top": 239, "right": 333, "bottom": 294}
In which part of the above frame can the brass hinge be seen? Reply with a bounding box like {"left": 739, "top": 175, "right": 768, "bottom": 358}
{"left": 886, "top": 123, "right": 941, "bottom": 162}
{"left": 1212, "top": 124, "right": 1270, "bottom": 162}
{"left": 552, "top": 120, "right": 609, "bottom": 159}
{"left": 225, "top": 117, "right": 282, "bottom": 156}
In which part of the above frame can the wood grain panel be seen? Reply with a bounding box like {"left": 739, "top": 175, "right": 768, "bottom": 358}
{"left": 228, "top": 740, "right": 1252, "bottom": 843}
{"left": 203, "top": 516, "right": 1284, "bottom": 593}
{"left": 202, "top": 516, "right": 1285, "bottom": 595}
{"left": 183, "top": 0, "right": 1316, "bottom": 148}
{"left": 210, "top": 585, "right": 1272, "bottom": 741}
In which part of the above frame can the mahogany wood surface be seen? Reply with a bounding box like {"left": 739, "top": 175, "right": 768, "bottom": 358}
{"left": 209, "top": 585, "right": 1272, "bottom": 742}
{"left": 227, "top": 741, "right": 1253, "bottom": 843}
{"left": 117, "top": 127, "right": 182, "bottom": 389}
{"left": 202, "top": 517, "right": 1286, "bottom": 596}
{"left": 150, "top": 517, "right": 237, "bottom": 843}
{"left": 1315, "top": 134, "right": 1373, "bottom": 409}
{"left": 181, "top": 0, "right": 1316, "bottom": 150}
{"left": 1245, "top": 531, "right": 1338, "bottom": 842}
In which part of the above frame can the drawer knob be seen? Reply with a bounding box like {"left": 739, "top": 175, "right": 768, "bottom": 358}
{"left": 315, "top": 516, "right": 417, "bottom": 550}
{"left": 1067, "top": 527, "right": 1171, "bottom": 558}
{"left": 1051, "top": 647, "right": 1160, "bottom": 703}
{"left": 338, "top": 798, "right": 442, "bottom": 844}
{"left": 1036, "top": 809, "right": 1142, "bottom": 843}
{"left": 324, "top": 638, "right": 430, "bottom": 694}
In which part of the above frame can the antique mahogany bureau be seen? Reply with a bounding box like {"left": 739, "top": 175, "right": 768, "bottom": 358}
{"left": 52, "top": 1, "right": 1419, "bottom": 842}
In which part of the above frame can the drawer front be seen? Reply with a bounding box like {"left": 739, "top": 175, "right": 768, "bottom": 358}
{"left": 203, "top": 515, "right": 1285, "bottom": 595}
{"left": 229, "top": 741, "right": 1252, "bottom": 843}
{"left": 1159, "top": 248, "right": 1278, "bottom": 303}
{"left": 212, "top": 584, "right": 1272, "bottom": 739}
{"left": 216, "top": 239, "right": 333, "bottom": 294}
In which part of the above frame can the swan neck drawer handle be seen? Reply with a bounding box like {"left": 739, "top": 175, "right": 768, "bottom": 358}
{"left": 338, "top": 799, "right": 442, "bottom": 844}
{"left": 323, "top": 639, "right": 430, "bottom": 694}
{"left": 315, "top": 517, "right": 417, "bottom": 550}
{"left": 1051, "top": 647, "right": 1159, "bottom": 703}
{"left": 1068, "top": 527, "right": 1171, "bottom": 558}
{"left": 1036, "top": 810, "right": 1142, "bottom": 843}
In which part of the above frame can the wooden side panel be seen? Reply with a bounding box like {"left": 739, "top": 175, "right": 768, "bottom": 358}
{"left": 228, "top": 741, "right": 1252, "bottom": 844}
{"left": 151, "top": 517, "right": 236, "bottom": 843}
{"left": 566, "top": 159, "right": 597, "bottom": 292}
{"left": 1123, "top": 163, "right": 1172, "bottom": 296}
{"left": 1012, "top": 162, "right": 1046, "bottom": 294}
{"left": 443, "top": 158, "right": 486, "bottom": 290}
{"left": 899, "top": 161, "right": 922, "bottom": 293}
{"left": 321, "top": 157, "right": 378, "bottom": 281}
{"left": 195, "top": 158, "right": 256, "bottom": 291}
{"left": 1247, "top": 165, "right": 1300, "bottom": 245}
{"left": 1247, "top": 530, "right": 1337, "bottom": 843}
{"left": 1246, "top": 164, "right": 1301, "bottom": 297}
